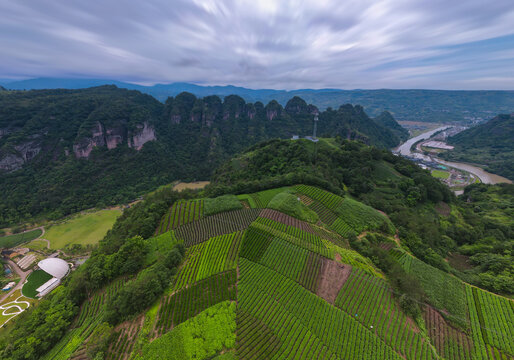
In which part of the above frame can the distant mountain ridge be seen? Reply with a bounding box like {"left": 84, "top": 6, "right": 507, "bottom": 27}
{"left": 3, "top": 77, "right": 514, "bottom": 122}
{"left": 443, "top": 113, "right": 514, "bottom": 180}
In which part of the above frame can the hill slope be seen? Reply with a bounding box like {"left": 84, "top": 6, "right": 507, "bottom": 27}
{"left": 443, "top": 114, "right": 514, "bottom": 180}
{"left": 2, "top": 185, "right": 513, "bottom": 360}
{"left": 1, "top": 139, "right": 513, "bottom": 360}
{"left": 0, "top": 87, "right": 403, "bottom": 226}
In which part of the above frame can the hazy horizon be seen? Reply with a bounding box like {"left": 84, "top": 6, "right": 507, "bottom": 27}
{"left": 1, "top": 0, "right": 513, "bottom": 90}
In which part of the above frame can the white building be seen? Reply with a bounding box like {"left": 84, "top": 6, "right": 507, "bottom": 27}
{"left": 35, "top": 258, "right": 70, "bottom": 297}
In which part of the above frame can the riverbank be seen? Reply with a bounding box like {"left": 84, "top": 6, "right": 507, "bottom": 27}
{"left": 395, "top": 127, "right": 511, "bottom": 186}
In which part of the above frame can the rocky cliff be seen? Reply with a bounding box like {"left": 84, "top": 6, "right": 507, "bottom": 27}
{"left": 73, "top": 120, "right": 156, "bottom": 158}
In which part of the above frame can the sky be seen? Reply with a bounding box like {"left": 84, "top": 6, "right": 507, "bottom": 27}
{"left": 1, "top": 0, "right": 514, "bottom": 90}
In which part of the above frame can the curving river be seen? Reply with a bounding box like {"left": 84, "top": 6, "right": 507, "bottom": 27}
{"left": 395, "top": 127, "right": 512, "bottom": 185}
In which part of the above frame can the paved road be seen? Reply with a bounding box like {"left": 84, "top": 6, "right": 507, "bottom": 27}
{"left": 395, "top": 126, "right": 451, "bottom": 156}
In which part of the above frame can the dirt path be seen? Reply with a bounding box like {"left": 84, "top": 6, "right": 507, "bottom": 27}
{"left": 0, "top": 260, "right": 31, "bottom": 303}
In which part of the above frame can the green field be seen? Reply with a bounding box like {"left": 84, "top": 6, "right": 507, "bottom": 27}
{"left": 27, "top": 239, "right": 49, "bottom": 251}
{"left": 45, "top": 209, "right": 121, "bottom": 249}
{"left": 22, "top": 270, "right": 53, "bottom": 298}
{"left": 0, "top": 228, "right": 42, "bottom": 249}
{"left": 431, "top": 170, "right": 450, "bottom": 179}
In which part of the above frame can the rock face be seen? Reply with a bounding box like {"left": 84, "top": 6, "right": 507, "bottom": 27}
{"left": 73, "top": 122, "right": 106, "bottom": 158}
{"left": 105, "top": 126, "right": 126, "bottom": 150}
{"left": 73, "top": 121, "right": 155, "bottom": 158}
{"left": 128, "top": 122, "right": 156, "bottom": 150}
{"left": 0, "top": 140, "right": 42, "bottom": 171}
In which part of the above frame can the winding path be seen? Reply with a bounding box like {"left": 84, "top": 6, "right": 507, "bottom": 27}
{"left": 0, "top": 296, "right": 31, "bottom": 327}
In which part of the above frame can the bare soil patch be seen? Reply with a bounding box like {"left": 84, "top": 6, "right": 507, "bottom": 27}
{"left": 173, "top": 181, "right": 210, "bottom": 192}
{"left": 434, "top": 202, "right": 451, "bottom": 216}
{"left": 447, "top": 252, "right": 473, "bottom": 271}
{"left": 316, "top": 259, "right": 352, "bottom": 304}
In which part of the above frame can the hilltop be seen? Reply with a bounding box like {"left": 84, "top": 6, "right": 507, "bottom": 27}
{"left": 0, "top": 87, "right": 403, "bottom": 226}
{"left": 3, "top": 78, "right": 514, "bottom": 122}
{"left": 1, "top": 138, "right": 512, "bottom": 360}
{"left": 442, "top": 114, "right": 514, "bottom": 180}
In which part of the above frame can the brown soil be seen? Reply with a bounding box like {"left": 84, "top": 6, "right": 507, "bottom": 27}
{"left": 447, "top": 252, "right": 473, "bottom": 271}
{"left": 316, "top": 259, "right": 352, "bottom": 304}
{"left": 434, "top": 202, "right": 451, "bottom": 216}
{"left": 173, "top": 181, "right": 210, "bottom": 192}
{"left": 297, "top": 194, "right": 314, "bottom": 206}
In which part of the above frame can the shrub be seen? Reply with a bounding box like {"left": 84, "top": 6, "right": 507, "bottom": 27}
{"left": 267, "top": 192, "right": 319, "bottom": 224}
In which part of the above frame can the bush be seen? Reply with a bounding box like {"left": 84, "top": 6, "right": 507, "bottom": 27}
{"left": 267, "top": 192, "right": 319, "bottom": 223}
{"left": 204, "top": 195, "right": 243, "bottom": 216}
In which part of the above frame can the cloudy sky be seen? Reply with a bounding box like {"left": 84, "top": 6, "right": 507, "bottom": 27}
{"left": 1, "top": 0, "right": 513, "bottom": 89}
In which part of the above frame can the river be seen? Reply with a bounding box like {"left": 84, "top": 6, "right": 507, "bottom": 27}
{"left": 395, "top": 127, "right": 512, "bottom": 185}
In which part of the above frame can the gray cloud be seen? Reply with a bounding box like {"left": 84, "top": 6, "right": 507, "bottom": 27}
{"left": 0, "top": 0, "right": 513, "bottom": 89}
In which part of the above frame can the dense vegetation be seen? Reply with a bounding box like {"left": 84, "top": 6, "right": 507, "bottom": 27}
{"left": 209, "top": 139, "right": 513, "bottom": 295}
{"left": 0, "top": 87, "right": 405, "bottom": 226}
{"left": 0, "top": 185, "right": 190, "bottom": 360}
{"left": 0, "top": 228, "right": 42, "bottom": 248}
{"left": 442, "top": 114, "right": 514, "bottom": 180}
{"left": 4, "top": 78, "right": 514, "bottom": 122}
{"left": 1, "top": 137, "right": 513, "bottom": 360}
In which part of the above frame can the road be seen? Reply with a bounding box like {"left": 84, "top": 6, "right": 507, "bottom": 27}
{"left": 395, "top": 126, "right": 451, "bottom": 156}
{"left": 396, "top": 127, "right": 512, "bottom": 185}
{"left": 0, "top": 260, "right": 31, "bottom": 303}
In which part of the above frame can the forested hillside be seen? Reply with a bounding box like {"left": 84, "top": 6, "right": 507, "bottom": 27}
{"left": 0, "top": 87, "right": 404, "bottom": 226}
{"left": 4, "top": 78, "right": 514, "bottom": 122}
{"left": 442, "top": 114, "right": 514, "bottom": 180}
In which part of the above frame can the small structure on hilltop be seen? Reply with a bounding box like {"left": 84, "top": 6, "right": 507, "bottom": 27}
{"left": 35, "top": 258, "right": 70, "bottom": 298}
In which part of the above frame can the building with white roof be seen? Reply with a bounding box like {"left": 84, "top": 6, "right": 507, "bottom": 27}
{"left": 35, "top": 258, "right": 70, "bottom": 297}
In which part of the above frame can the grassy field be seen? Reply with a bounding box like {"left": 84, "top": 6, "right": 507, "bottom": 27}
{"left": 0, "top": 229, "right": 42, "bottom": 249}
{"left": 27, "top": 239, "right": 49, "bottom": 251}
{"left": 45, "top": 209, "right": 121, "bottom": 249}
{"left": 431, "top": 170, "right": 450, "bottom": 179}
{"left": 22, "top": 270, "right": 53, "bottom": 298}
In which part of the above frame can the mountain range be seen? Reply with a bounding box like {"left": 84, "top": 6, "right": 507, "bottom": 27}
{"left": 2, "top": 78, "right": 514, "bottom": 122}
{"left": 0, "top": 86, "right": 404, "bottom": 226}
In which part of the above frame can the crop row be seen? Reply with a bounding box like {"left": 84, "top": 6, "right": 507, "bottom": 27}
{"left": 76, "top": 278, "right": 124, "bottom": 326}
{"left": 238, "top": 258, "right": 407, "bottom": 360}
{"left": 472, "top": 286, "right": 513, "bottom": 355}
{"left": 42, "top": 316, "right": 102, "bottom": 360}
{"left": 258, "top": 237, "right": 319, "bottom": 292}
{"left": 403, "top": 255, "right": 468, "bottom": 329}
{"left": 250, "top": 218, "right": 332, "bottom": 258}
{"left": 174, "top": 231, "right": 243, "bottom": 290}
{"left": 155, "top": 270, "right": 236, "bottom": 335}
{"left": 106, "top": 319, "right": 141, "bottom": 360}
{"left": 239, "top": 227, "right": 273, "bottom": 263}
{"left": 294, "top": 185, "right": 344, "bottom": 210}
{"left": 307, "top": 200, "right": 338, "bottom": 226}
{"left": 251, "top": 188, "right": 290, "bottom": 208}
{"left": 236, "top": 310, "right": 281, "bottom": 359}
{"left": 330, "top": 217, "right": 358, "bottom": 238}
{"left": 259, "top": 208, "right": 317, "bottom": 234}
{"left": 175, "top": 208, "right": 260, "bottom": 247}
{"left": 334, "top": 197, "right": 390, "bottom": 234}
{"left": 424, "top": 305, "right": 473, "bottom": 360}
{"left": 157, "top": 200, "right": 204, "bottom": 235}
{"left": 335, "top": 268, "right": 435, "bottom": 360}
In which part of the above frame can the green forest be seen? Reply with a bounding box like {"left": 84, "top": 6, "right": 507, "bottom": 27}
{"left": 0, "top": 87, "right": 404, "bottom": 227}
{"left": 442, "top": 113, "right": 514, "bottom": 180}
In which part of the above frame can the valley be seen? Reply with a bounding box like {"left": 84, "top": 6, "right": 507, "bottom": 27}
{"left": 396, "top": 126, "right": 512, "bottom": 187}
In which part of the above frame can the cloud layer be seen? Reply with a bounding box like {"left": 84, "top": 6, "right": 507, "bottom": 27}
{"left": 1, "top": 0, "right": 513, "bottom": 89}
